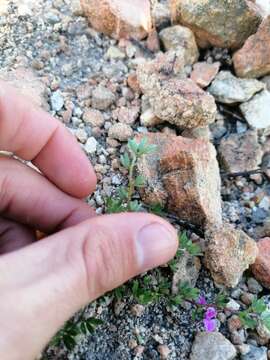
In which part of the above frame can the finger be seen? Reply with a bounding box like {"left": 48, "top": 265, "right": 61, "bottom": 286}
{"left": 0, "top": 156, "right": 96, "bottom": 233}
{"left": 0, "top": 217, "right": 36, "bottom": 254}
{"left": 0, "top": 213, "right": 178, "bottom": 359}
{"left": 0, "top": 83, "right": 96, "bottom": 198}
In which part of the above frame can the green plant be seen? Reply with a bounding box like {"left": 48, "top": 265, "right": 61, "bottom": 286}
{"left": 238, "top": 297, "right": 270, "bottom": 331}
{"left": 51, "top": 311, "right": 103, "bottom": 351}
{"left": 106, "top": 138, "right": 156, "bottom": 213}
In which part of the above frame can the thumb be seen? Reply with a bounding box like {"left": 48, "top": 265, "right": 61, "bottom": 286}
{"left": 0, "top": 213, "right": 178, "bottom": 360}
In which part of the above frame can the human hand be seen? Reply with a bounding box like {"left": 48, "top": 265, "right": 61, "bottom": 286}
{"left": 0, "top": 83, "right": 178, "bottom": 360}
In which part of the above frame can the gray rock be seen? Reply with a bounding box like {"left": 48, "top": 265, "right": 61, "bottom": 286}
{"left": 84, "top": 137, "right": 97, "bottom": 154}
{"left": 190, "top": 332, "right": 237, "bottom": 360}
{"left": 208, "top": 71, "right": 265, "bottom": 104}
{"left": 247, "top": 277, "right": 263, "bottom": 294}
{"left": 50, "top": 90, "right": 64, "bottom": 111}
{"left": 219, "top": 130, "right": 263, "bottom": 173}
{"left": 92, "top": 86, "right": 116, "bottom": 110}
{"left": 241, "top": 345, "right": 267, "bottom": 360}
{"left": 108, "top": 123, "right": 133, "bottom": 141}
{"left": 240, "top": 90, "right": 270, "bottom": 129}
{"left": 159, "top": 25, "right": 199, "bottom": 65}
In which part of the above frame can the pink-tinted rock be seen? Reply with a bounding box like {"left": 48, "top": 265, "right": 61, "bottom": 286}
{"left": 233, "top": 15, "right": 270, "bottom": 78}
{"left": 80, "top": 0, "right": 152, "bottom": 40}
{"left": 137, "top": 132, "right": 222, "bottom": 228}
{"left": 191, "top": 62, "right": 220, "bottom": 88}
{"left": 205, "top": 224, "right": 258, "bottom": 287}
{"left": 252, "top": 237, "right": 270, "bottom": 288}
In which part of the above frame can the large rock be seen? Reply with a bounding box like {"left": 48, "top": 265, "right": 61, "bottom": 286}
{"left": 256, "top": 0, "right": 270, "bottom": 17}
{"left": 208, "top": 71, "right": 265, "bottom": 104}
{"left": 240, "top": 90, "right": 270, "bottom": 129}
{"left": 137, "top": 133, "right": 222, "bottom": 228}
{"left": 170, "top": 0, "right": 262, "bottom": 49}
{"left": 219, "top": 130, "right": 263, "bottom": 173}
{"left": 252, "top": 237, "right": 270, "bottom": 288}
{"left": 233, "top": 16, "right": 270, "bottom": 78}
{"left": 159, "top": 25, "right": 199, "bottom": 65}
{"left": 0, "top": 67, "right": 48, "bottom": 110}
{"left": 80, "top": 0, "right": 152, "bottom": 40}
{"left": 205, "top": 224, "right": 258, "bottom": 288}
{"left": 137, "top": 53, "right": 217, "bottom": 129}
{"left": 190, "top": 332, "right": 237, "bottom": 360}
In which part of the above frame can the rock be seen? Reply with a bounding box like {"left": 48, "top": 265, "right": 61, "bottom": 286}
{"left": 190, "top": 62, "right": 220, "bottom": 88}
{"left": 256, "top": 0, "right": 270, "bottom": 17}
{"left": 172, "top": 252, "right": 201, "bottom": 294}
{"left": 181, "top": 127, "right": 211, "bottom": 141}
{"left": 205, "top": 224, "right": 258, "bottom": 287}
{"left": 159, "top": 25, "right": 199, "bottom": 65}
{"left": 50, "top": 90, "right": 64, "bottom": 112}
{"left": 228, "top": 315, "right": 242, "bottom": 333}
{"left": 152, "top": 1, "right": 170, "bottom": 29}
{"left": 208, "top": 71, "right": 265, "bottom": 104}
{"left": 157, "top": 345, "right": 170, "bottom": 360}
{"left": 219, "top": 130, "right": 263, "bottom": 173}
{"left": 240, "top": 90, "right": 270, "bottom": 129}
{"left": 137, "top": 53, "right": 217, "bottom": 129}
{"left": 257, "top": 322, "right": 270, "bottom": 343}
{"left": 83, "top": 109, "right": 105, "bottom": 127}
{"left": 137, "top": 133, "right": 222, "bottom": 228}
{"left": 261, "top": 75, "right": 270, "bottom": 91}
{"left": 140, "top": 108, "right": 162, "bottom": 127}
{"left": 252, "top": 237, "right": 270, "bottom": 288}
{"left": 127, "top": 73, "right": 141, "bottom": 93}
{"left": 227, "top": 299, "right": 240, "bottom": 312}
{"left": 106, "top": 45, "right": 125, "bottom": 60}
{"left": 131, "top": 304, "right": 145, "bottom": 317}
{"left": 241, "top": 345, "right": 267, "bottom": 360}
{"left": 92, "top": 86, "right": 116, "bottom": 110}
{"left": 113, "top": 106, "right": 139, "bottom": 125}
{"left": 171, "top": 0, "right": 262, "bottom": 49}
{"left": 247, "top": 277, "right": 263, "bottom": 294}
{"left": 80, "top": 0, "right": 152, "bottom": 40}
{"left": 84, "top": 137, "right": 98, "bottom": 154}
{"left": 75, "top": 128, "right": 88, "bottom": 143}
{"left": 233, "top": 16, "right": 270, "bottom": 78}
{"left": 0, "top": 67, "right": 48, "bottom": 110}
{"left": 108, "top": 123, "right": 133, "bottom": 141}
{"left": 190, "top": 332, "right": 237, "bottom": 360}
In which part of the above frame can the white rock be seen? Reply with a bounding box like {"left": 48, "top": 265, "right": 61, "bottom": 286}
{"left": 208, "top": 71, "right": 265, "bottom": 104}
{"left": 51, "top": 90, "right": 64, "bottom": 112}
{"left": 226, "top": 299, "right": 240, "bottom": 312}
{"left": 84, "top": 137, "right": 97, "bottom": 154}
{"left": 106, "top": 46, "right": 125, "bottom": 60}
{"left": 240, "top": 90, "right": 270, "bottom": 129}
{"left": 256, "top": 0, "right": 270, "bottom": 17}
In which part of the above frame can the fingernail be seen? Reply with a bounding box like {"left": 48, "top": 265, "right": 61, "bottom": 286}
{"left": 136, "top": 222, "right": 178, "bottom": 271}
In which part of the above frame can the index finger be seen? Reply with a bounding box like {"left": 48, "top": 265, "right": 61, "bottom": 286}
{"left": 0, "top": 82, "right": 96, "bottom": 198}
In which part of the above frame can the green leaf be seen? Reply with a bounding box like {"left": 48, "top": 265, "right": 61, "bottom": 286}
{"left": 137, "top": 137, "right": 148, "bottom": 155}
{"left": 134, "top": 175, "right": 145, "bottom": 188}
{"left": 63, "top": 335, "right": 77, "bottom": 351}
{"left": 178, "top": 282, "right": 200, "bottom": 301}
{"left": 117, "top": 186, "right": 128, "bottom": 200}
{"left": 106, "top": 198, "right": 126, "bottom": 214}
{"left": 87, "top": 318, "right": 103, "bottom": 326}
{"left": 179, "top": 232, "right": 201, "bottom": 257}
{"left": 252, "top": 298, "right": 267, "bottom": 314}
{"left": 128, "top": 200, "right": 142, "bottom": 212}
{"left": 261, "top": 311, "right": 270, "bottom": 331}
{"left": 128, "top": 139, "right": 139, "bottom": 155}
{"left": 215, "top": 292, "right": 229, "bottom": 309}
{"left": 239, "top": 311, "right": 257, "bottom": 329}
{"left": 149, "top": 203, "right": 164, "bottom": 216}
{"left": 120, "top": 152, "right": 131, "bottom": 169}
{"left": 143, "top": 144, "right": 157, "bottom": 155}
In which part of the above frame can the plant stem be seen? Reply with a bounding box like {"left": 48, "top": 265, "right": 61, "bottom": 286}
{"left": 127, "top": 154, "right": 137, "bottom": 206}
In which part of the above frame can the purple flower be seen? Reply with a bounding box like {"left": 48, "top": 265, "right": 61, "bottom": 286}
{"left": 205, "top": 307, "right": 217, "bottom": 320}
{"left": 203, "top": 318, "right": 217, "bottom": 332}
{"left": 197, "top": 296, "right": 207, "bottom": 306}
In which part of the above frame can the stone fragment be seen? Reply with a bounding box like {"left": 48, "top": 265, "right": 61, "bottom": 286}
{"left": 159, "top": 25, "right": 199, "bottom": 65}
{"left": 113, "top": 106, "right": 139, "bottom": 125}
{"left": 152, "top": 1, "right": 170, "bottom": 29}
{"left": 50, "top": 90, "right": 64, "bottom": 112}
{"left": 137, "top": 53, "right": 217, "bottom": 129}
{"left": 157, "top": 345, "right": 170, "bottom": 360}
{"left": 209, "top": 71, "right": 265, "bottom": 104}
{"left": 256, "top": 0, "right": 270, "bottom": 17}
{"left": 84, "top": 137, "right": 97, "bottom": 154}
{"left": 106, "top": 46, "right": 125, "bottom": 60}
{"left": 241, "top": 345, "right": 267, "bottom": 360}
{"left": 137, "top": 133, "right": 222, "bottom": 228}
{"left": 190, "top": 62, "right": 220, "bottom": 88}
{"left": 0, "top": 67, "right": 48, "bottom": 110}
{"left": 190, "top": 332, "right": 237, "bottom": 360}
{"left": 140, "top": 109, "right": 162, "bottom": 127}
{"left": 108, "top": 123, "right": 133, "bottom": 141}
{"left": 92, "top": 86, "right": 116, "bottom": 110}
{"left": 80, "top": 0, "right": 152, "bottom": 40}
{"left": 205, "top": 224, "right": 258, "bottom": 288}
{"left": 83, "top": 109, "right": 105, "bottom": 127}
{"left": 75, "top": 128, "right": 88, "bottom": 143}
{"left": 240, "top": 90, "right": 270, "bottom": 129}
{"left": 219, "top": 130, "right": 263, "bottom": 173}
{"left": 170, "top": 0, "right": 262, "bottom": 49}
{"left": 233, "top": 16, "right": 270, "bottom": 78}
{"left": 261, "top": 75, "right": 270, "bottom": 91}
{"left": 252, "top": 237, "right": 270, "bottom": 288}
{"left": 172, "top": 252, "right": 201, "bottom": 294}
{"left": 131, "top": 304, "right": 144, "bottom": 317}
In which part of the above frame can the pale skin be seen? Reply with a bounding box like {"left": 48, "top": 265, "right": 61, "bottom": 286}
{"left": 0, "top": 82, "right": 178, "bottom": 360}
